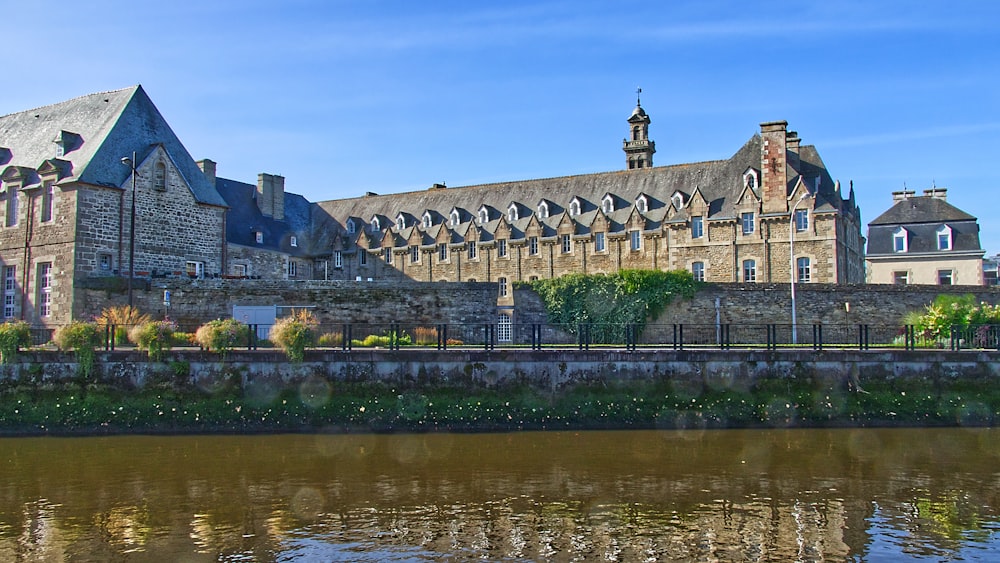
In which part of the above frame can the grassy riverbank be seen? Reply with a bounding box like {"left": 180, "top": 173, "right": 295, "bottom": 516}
{"left": 0, "top": 373, "right": 997, "bottom": 435}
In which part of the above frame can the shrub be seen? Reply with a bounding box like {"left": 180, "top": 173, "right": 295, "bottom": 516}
{"left": 412, "top": 326, "right": 438, "bottom": 345}
{"left": 318, "top": 331, "right": 343, "bottom": 347}
{"left": 129, "top": 320, "right": 177, "bottom": 361}
{"left": 173, "top": 332, "right": 196, "bottom": 347}
{"left": 269, "top": 310, "right": 318, "bottom": 362}
{"left": 53, "top": 321, "right": 101, "bottom": 377}
{"left": 96, "top": 305, "right": 151, "bottom": 346}
{"left": 0, "top": 321, "right": 30, "bottom": 364}
{"left": 905, "top": 294, "right": 1000, "bottom": 340}
{"left": 194, "top": 319, "right": 249, "bottom": 359}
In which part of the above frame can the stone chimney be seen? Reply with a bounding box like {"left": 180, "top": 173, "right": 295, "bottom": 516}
{"left": 256, "top": 173, "right": 285, "bottom": 220}
{"left": 892, "top": 190, "right": 916, "bottom": 202}
{"left": 785, "top": 131, "right": 800, "bottom": 172}
{"left": 923, "top": 187, "right": 947, "bottom": 201}
{"left": 196, "top": 159, "right": 216, "bottom": 187}
{"left": 760, "top": 120, "right": 789, "bottom": 214}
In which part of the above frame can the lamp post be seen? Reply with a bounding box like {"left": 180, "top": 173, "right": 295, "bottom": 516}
{"left": 121, "top": 152, "right": 137, "bottom": 307}
{"left": 789, "top": 192, "right": 809, "bottom": 345}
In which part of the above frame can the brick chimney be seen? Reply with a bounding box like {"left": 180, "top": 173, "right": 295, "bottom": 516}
{"left": 785, "top": 131, "right": 800, "bottom": 173}
{"left": 196, "top": 159, "right": 216, "bottom": 187}
{"left": 760, "top": 120, "right": 789, "bottom": 214}
{"left": 256, "top": 173, "right": 285, "bottom": 220}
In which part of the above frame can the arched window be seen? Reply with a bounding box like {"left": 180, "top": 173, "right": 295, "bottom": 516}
{"left": 422, "top": 214, "right": 432, "bottom": 229}
{"left": 632, "top": 126, "right": 640, "bottom": 141}
{"left": 396, "top": 216, "right": 406, "bottom": 231}
{"left": 370, "top": 217, "right": 381, "bottom": 231}
{"left": 893, "top": 227, "right": 908, "bottom": 253}
{"left": 154, "top": 162, "right": 166, "bottom": 190}
{"left": 478, "top": 208, "right": 488, "bottom": 225}
{"left": 602, "top": 195, "right": 614, "bottom": 214}
{"left": 936, "top": 225, "right": 952, "bottom": 250}
{"left": 346, "top": 219, "right": 356, "bottom": 234}
{"left": 635, "top": 195, "right": 647, "bottom": 213}
{"left": 450, "top": 210, "right": 460, "bottom": 227}
{"left": 570, "top": 200, "right": 580, "bottom": 217}
{"left": 537, "top": 201, "right": 549, "bottom": 219}
{"left": 507, "top": 204, "right": 519, "bottom": 222}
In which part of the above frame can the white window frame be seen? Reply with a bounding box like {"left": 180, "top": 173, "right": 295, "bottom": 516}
{"left": 691, "top": 216, "right": 704, "bottom": 239}
{"left": 602, "top": 195, "right": 614, "bottom": 214}
{"left": 99, "top": 253, "right": 112, "bottom": 271}
{"left": 383, "top": 247, "right": 392, "bottom": 264}
{"left": 537, "top": 201, "right": 549, "bottom": 219}
{"left": 371, "top": 217, "right": 381, "bottom": 231}
{"left": 796, "top": 256, "right": 811, "bottom": 283}
{"left": 893, "top": 271, "right": 909, "bottom": 285}
{"left": 741, "top": 212, "right": 755, "bottom": 235}
{"left": 938, "top": 269, "right": 953, "bottom": 285}
{"left": 595, "top": 232, "right": 606, "bottom": 252}
{"left": 396, "top": 215, "right": 406, "bottom": 231}
{"left": 38, "top": 262, "right": 52, "bottom": 317}
{"left": 468, "top": 241, "right": 478, "bottom": 260}
{"left": 450, "top": 210, "right": 460, "bottom": 227}
{"left": 288, "top": 261, "right": 298, "bottom": 277}
{"left": 529, "top": 236, "right": 539, "bottom": 255}
{"left": 334, "top": 250, "right": 343, "bottom": 268}
{"left": 507, "top": 203, "right": 519, "bottom": 222}
{"left": 630, "top": 230, "right": 641, "bottom": 251}
{"left": 635, "top": 195, "right": 647, "bottom": 213}
{"left": 795, "top": 209, "right": 809, "bottom": 232}
{"left": 438, "top": 243, "right": 448, "bottom": 261}
{"left": 937, "top": 225, "right": 952, "bottom": 251}
{"left": 742, "top": 259, "right": 756, "bottom": 283}
{"left": 561, "top": 234, "right": 572, "bottom": 253}
{"left": 497, "top": 313, "right": 512, "bottom": 342}
{"left": 410, "top": 246, "right": 419, "bottom": 263}
{"left": 255, "top": 231, "right": 263, "bottom": 244}
{"left": 692, "top": 261, "right": 705, "bottom": 282}
{"left": 290, "top": 235, "right": 297, "bottom": 247}
{"left": 569, "top": 199, "right": 581, "bottom": 217}
{"left": 497, "top": 239, "right": 508, "bottom": 258}
{"left": 186, "top": 261, "right": 204, "bottom": 278}
{"left": 498, "top": 276, "right": 508, "bottom": 297}
{"left": 4, "top": 265, "right": 16, "bottom": 318}
{"left": 232, "top": 264, "right": 247, "bottom": 277}
{"left": 422, "top": 213, "right": 432, "bottom": 229}
{"left": 893, "top": 227, "right": 908, "bottom": 253}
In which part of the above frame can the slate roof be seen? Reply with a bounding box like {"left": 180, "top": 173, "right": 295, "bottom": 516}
{"left": 313, "top": 134, "right": 854, "bottom": 245}
{"left": 867, "top": 194, "right": 982, "bottom": 255}
{"left": 0, "top": 85, "right": 226, "bottom": 207}
{"left": 216, "top": 178, "right": 313, "bottom": 256}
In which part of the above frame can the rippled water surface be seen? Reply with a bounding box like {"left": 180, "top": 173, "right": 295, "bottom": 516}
{"left": 1, "top": 428, "right": 999, "bottom": 561}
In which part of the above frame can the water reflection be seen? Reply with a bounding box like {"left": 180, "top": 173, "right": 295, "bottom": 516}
{"left": 0, "top": 429, "right": 998, "bottom": 561}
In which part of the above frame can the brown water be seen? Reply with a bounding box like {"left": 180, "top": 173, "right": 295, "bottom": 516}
{"left": 1, "top": 428, "right": 999, "bottom": 561}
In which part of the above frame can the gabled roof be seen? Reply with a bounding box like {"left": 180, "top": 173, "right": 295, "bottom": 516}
{"left": 0, "top": 85, "right": 226, "bottom": 207}
{"left": 216, "top": 177, "right": 312, "bottom": 255}
{"left": 866, "top": 193, "right": 982, "bottom": 255}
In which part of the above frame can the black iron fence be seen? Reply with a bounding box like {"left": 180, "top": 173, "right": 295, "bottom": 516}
{"left": 91, "top": 322, "right": 1000, "bottom": 352}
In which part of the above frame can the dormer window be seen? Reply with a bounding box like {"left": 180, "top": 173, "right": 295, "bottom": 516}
{"left": 478, "top": 207, "right": 489, "bottom": 225}
{"left": 255, "top": 231, "right": 263, "bottom": 244}
{"left": 635, "top": 195, "right": 648, "bottom": 213}
{"left": 569, "top": 199, "right": 581, "bottom": 217}
{"left": 743, "top": 168, "right": 759, "bottom": 191}
{"left": 601, "top": 195, "right": 614, "bottom": 214}
{"left": 937, "top": 225, "right": 952, "bottom": 251}
{"left": 507, "top": 203, "right": 519, "bottom": 222}
{"left": 396, "top": 215, "right": 406, "bottom": 231}
{"left": 154, "top": 162, "right": 166, "bottom": 190}
{"left": 290, "top": 236, "right": 297, "bottom": 247}
{"left": 371, "top": 216, "right": 381, "bottom": 231}
{"left": 422, "top": 213, "right": 432, "bottom": 229}
{"left": 893, "top": 227, "right": 908, "bottom": 253}
{"left": 346, "top": 219, "right": 357, "bottom": 234}
{"left": 537, "top": 201, "right": 549, "bottom": 219}
{"left": 450, "top": 209, "right": 460, "bottom": 227}
{"left": 671, "top": 192, "right": 685, "bottom": 210}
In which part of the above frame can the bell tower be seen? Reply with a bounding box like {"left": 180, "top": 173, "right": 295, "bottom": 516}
{"left": 623, "top": 88, "right": 655, "bottom": 170}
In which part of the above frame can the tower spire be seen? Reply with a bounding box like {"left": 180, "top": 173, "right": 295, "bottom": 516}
{"left": 624, "top": 90, "right": 654, "bottom": 170}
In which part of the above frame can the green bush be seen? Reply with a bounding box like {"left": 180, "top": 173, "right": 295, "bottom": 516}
{"left": 529, "top": 269, "right": 698, "bottom": 341}
{"left": 269, "top": 310, "right": 318, "bottom": 362}
{"left": 904, "top": 294, "right": 1000, "bottom": 339}
{"left": 195, "top": 319, "right": 249, "bottom": 358}
{"left": 0, "top": 321, "right": 31, "bottom": 364}
{"left": 129, "top": 321, "right": 177, "bottom": 361}
{"left": 53, "top": 321, "right": 101, "bottom": 377}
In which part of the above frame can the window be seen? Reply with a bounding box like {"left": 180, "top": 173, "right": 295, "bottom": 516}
{"left": 371, "top": 217, "right": 381, "bottom": 231}
{"left": 383, "top": 248, "right": 392, "bottom": 264}
{"left": 630, "top": 230, "right": 641, "bottom": 251}
{"left": 691, "top": 216, "right": 703, "bottom": 239}
{"left": 438, "top": 243, "right": 448, "bottom": 261}
{"left": 497, "top": 239, "right": 507, "bottom": 258}
{"left": 595, "top": 232, "right": 606, "bottom": 252}
{"left": 893, "top": 227, "right": 907, "bottom": 253}
{"left": 795, "top": 209, "right": 809, "bottom": 232}
{"left": 498, "top": 277, "right": 508, "bottom": 297}
{"left": 255, "top": 231, "right": 263, "bottom": 244}
{"left": 154, "top": 162, "right": 166, "bottom": 190}
{"left": 99, "top": 254, "right": 112, "bottom": 271}
{"left": 410, "top": 246, "right": 419, "bottom": 263}
{"left": 742, "top": 259, "right": 756, "bottom": 283}
{"left": 635, "top": 196, "right": 647, "bottom": 213}
{"left": 347, "top": 219, "right": 357, "bottom": 234}
{"left": 359, "top": 251, "right": 368, "bottom": 266}
{"left": 450, "top": 210, "right": 460, "bottom": 226}
{"left": 4, "top": 265, "right": 16, "bottom": 318}
{"left": 602, "top": 196, "right": 614, "bottom": 214}
{"left": 6, "top": 189, "right": 17, "bottom": 227}
{"left": 334, "top": 251, "right": 343, "bottom": 268}
{"left": 38, "top": 262, "right": 52, "bottom": 317}
{"left": 232, "top": 264, "right": 247, "bottom": 277}
{"left": 796, "top": 256, "right": 811, "bottom": 283}
{"left": 40, "top": 181, "right": 54, "bottom": 223}
{"left": 507, "top": 204, "right": 519, "bottom": 222}
{"left": 570, "top": 200, "right": 580, "bottom": 216}
{"left": 186, "top": 261, "right": 204, "bottom": 278}
{"left": 741, "top": 212, "right": 755, "bottom": 235}
{"left": 478, "top": 208, "right": 488, "bottom": 225}
{"left": 561, "top": 234, "right": 572, "bottom": 253}
{"left": 938, "top": 270, "right": 953, "bottom": 285}
{"left": 537, "top": 201, "right": 549, "bottom": 219}
{"left": 468, "top": 242, "right": 478, "bottom": 260}
{"left": 396, "top": 216, "right": 406, "bottom": 231}
{"left": 893, "top": 271, "right": 909, "bottom": 285}
{"left": 422, "top": 214, "right": 432, "bottom": 229}
{"left": 529, "top": 236, "right": 539, "bottom": 255}
{"left": 497, "top": 314, "right": 512, "bottom": 342}
{"left": 290, "top": 236, "right": 297, "bottom": 247}
{"left": 692, "top": 261, "right": 705, "bottom": 282}
{"left": 937, "top": 225, "right": 952, "bottom": 250}
{"left": 288, "top": 261, "right": 298, "bottom": 277}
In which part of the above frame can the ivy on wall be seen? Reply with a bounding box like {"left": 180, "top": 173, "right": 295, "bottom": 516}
{"left": 524, "top": 270, "right": 698, "bottom": 341}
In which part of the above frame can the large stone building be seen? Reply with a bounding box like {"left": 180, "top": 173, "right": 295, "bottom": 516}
{"left": 866, "top": 188, "right": 985, "bottom": 285}
{"left": 0, "top": 86, "right": 227, "bottom": 329}
{"left": 2, "top": 87, "right": 865, "bottom": 329}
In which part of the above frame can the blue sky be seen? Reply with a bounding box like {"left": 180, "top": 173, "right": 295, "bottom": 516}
{"left": 4, "top": 0, "right": 999, "bottom": 254}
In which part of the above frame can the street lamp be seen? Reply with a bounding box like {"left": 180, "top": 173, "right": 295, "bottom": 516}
{"left": 121, "top": 152, "right": 137, "bottom": 307}
{"left": 789, "top": 192, "right": 809, "bottom": 345}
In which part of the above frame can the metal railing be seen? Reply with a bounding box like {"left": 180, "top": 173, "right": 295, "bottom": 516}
{"left": 87, "top": 322, "right": 1000, "bottom": 353}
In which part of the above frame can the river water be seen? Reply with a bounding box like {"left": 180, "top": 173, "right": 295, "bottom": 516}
{"left": 1, "top": 428, "right": 998, "bottom": 561}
